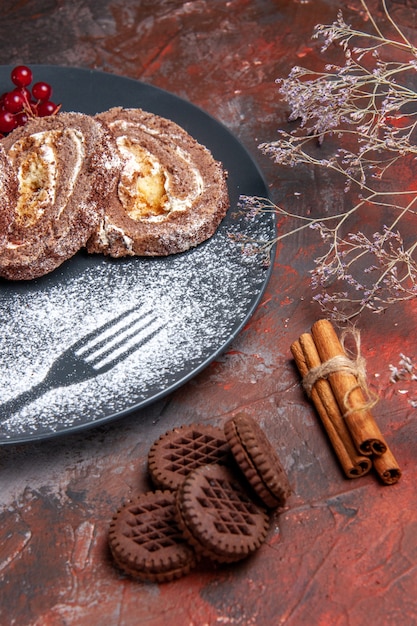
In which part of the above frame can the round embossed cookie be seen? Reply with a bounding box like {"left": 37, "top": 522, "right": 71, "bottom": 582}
{"left": 0, "top": 111, "right": 121, "bottom": 280}
{"left": 224, "top": 413, "right": 291, "bottom": 509}
{"left": 175, "top": 463, "right": 270, "bottom": 563}
{"left": 108, "top": 490, "right": 198, "bottom": 583}
{"left": 148, "top": 423, "right": 231, "bottom": 491}
{"left": 87, "top": 107, "right": 229, "bottom": 257}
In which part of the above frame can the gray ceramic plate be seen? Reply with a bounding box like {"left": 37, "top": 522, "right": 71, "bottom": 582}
{"left": 0, "top": 66, "right": 275, "bottom": 444}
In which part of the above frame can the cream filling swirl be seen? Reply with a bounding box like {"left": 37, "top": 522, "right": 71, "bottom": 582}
{"left": 8, "top": 129, "right": 85, "bottom": 228}
{"left": 115, "top": 130, "right": 205, "bottom": 223}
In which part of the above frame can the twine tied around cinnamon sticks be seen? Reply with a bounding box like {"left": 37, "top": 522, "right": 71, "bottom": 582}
{"left": 291, "top": 319, "right": 401, "bottom": 485}
{"left": 302, "top": 326, "right": 378, "bottom": 418}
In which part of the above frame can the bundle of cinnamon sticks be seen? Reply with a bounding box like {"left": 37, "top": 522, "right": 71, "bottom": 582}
{"left": 291, "top": 319, "right": 401, "bottom": 485}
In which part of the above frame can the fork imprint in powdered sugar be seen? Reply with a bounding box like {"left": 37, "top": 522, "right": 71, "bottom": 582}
{"left": 0, "top": 308, "right": 165, "bottom": 418}
{"left": 74, "top": 308, "right": 163, "bottom": 373}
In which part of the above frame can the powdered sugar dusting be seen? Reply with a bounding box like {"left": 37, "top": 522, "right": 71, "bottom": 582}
{"left": 0, "top": 209, "right": 274, "bottom": 443}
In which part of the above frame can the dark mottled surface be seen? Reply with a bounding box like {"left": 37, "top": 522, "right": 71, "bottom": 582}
{"left": 1, "top": 1, "right": 417, "bottom": 624}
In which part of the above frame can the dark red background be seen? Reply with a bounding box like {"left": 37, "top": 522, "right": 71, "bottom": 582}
{"left": 1, "top": 1, "right": 417, "bottom": 624}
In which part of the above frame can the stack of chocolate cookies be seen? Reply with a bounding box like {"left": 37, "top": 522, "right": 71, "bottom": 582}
{"left": 108, "top": 414, "right": 291, "bottom": 583}
{"left": 0, "top": 107, "right": 230, "bottom": 280}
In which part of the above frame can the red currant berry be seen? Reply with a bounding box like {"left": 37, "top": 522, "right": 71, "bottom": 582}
{"left": 32, "top": 81, "right": 52, "bottom": 102}
{"left": 17, "top": 86, "right": 31, "bottom": 103}
{"left": 15, "top": 111, "right": 29, "bottom": 127}
{"left": 3, "top": 89, "right": 25, "bottom": 114}
{"left": 11, "top": 65, "right": 33, "bottom": 88}
{"left": 0, "top": 110, "right": 18, "bottom": 133}
{"left": 37, "top": 100, "right": 59, "bottom": 117}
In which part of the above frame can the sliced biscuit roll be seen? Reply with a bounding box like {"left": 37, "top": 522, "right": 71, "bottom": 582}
{"left": 0, "top": 112, "right": 121, "bottom": 280}
{"left": 0, "top": 144, "right": 17, "bottom": 250}
{"left": 88, "top": 107, "right": 229, "bottom": 257}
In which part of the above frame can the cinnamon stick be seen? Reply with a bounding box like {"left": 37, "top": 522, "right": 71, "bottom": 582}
{"left": 311, "top": 319, "right": 387, "bottom": 457}
{"left": 372, "top": 449, "right": 402, "bottom": 485}
{"left": 291, "top": 337, "right": 372, "bottom": 479}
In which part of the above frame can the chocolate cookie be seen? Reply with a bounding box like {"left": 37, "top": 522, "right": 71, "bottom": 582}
{"left": 108, "top": 490, "right": 198, "bottom": 583}
{"left": 148, "top": 423, "right": 231, "bottom": 491}
{"left": 88, "top": 107, "right": 229, "bottom": 257}
{"left": 175, "top": 463, "right": 270, "bottom": 563}
{"left": 0, "top": 112, "right": 121, "bottom": 280}
{"left": 224, "top": 413, "right": 291, "bottom": 509}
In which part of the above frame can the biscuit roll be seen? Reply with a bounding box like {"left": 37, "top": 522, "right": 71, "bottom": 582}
{"left": 88, "top": 107, "right": 229, "bottom": 257}
{"left": 0, "top": 112, "right": 121, "bottom": 280}
{"left": 0, "top": 144, "right": 18, "bottom": 249}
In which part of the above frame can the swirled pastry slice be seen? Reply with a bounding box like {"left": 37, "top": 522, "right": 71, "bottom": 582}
{"left": 0, "top": 112, "right": 121, "bottom": 280}
{"left": 0, "top": 144, "right": 17, "bottom": 250}
{"left": 87, "top": 107, "right": 229, "bottom": 257}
